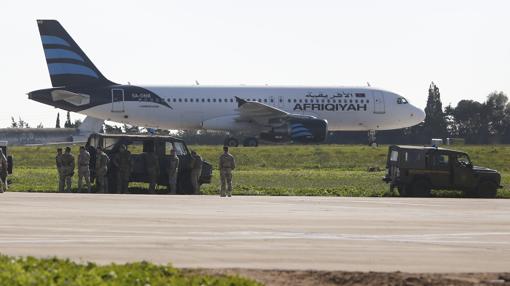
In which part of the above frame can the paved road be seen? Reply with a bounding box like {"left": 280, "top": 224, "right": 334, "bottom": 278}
{"left": 0, "top": 192, "right": 509, "bottom": 272}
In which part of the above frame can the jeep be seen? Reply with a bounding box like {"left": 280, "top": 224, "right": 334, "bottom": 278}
{"left": 383, "top": 145, "right": 502, "bottom": 198}
{"left": 86, "top": 133, "right": 212, "bottom": 194}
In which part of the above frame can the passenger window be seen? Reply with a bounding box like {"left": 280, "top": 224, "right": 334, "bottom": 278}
{"left": 184, "top": 98, "right": 188, "bottom": 102}
{"left": 390, "top": 151, "right": 398, "bottom": 162}
{"left": 173, "top": 142, "right": 187, "bottom": 155}
{"left": 431, "top": 154, "right": 449, "bottom": 169}
{"left": 190, "top": 99, "right": 194, "bottom": 102}
{"left": 219, "top": 99, "right": 222, "bottom": 102}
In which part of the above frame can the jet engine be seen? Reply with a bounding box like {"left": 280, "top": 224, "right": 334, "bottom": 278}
{"left": 260, "top": 117, "right": 328, "bottom": 143}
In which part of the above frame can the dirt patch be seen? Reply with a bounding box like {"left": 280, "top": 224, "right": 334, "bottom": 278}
{"left": 183, "top": 269, "right": 510, "bottom": 286}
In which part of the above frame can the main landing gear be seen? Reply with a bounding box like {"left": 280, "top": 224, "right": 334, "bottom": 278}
{"left": 368, "top": 130, "right": 378, "bottom": 147}
{"left": 224, "top": 137, "right": 259, "bottom": 147}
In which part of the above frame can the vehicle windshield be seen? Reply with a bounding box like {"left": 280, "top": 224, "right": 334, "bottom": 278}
{"left": 166, "top": 142, "right": 187, "bottom": 155}
{"left": 456, "top": 154, "right": 471, "bottom": 166}
{"left": 103, "top": 137, "right": 120, "bottom": 151}
{"left": 397, "top": 97, "right": 408, "bottom": 104}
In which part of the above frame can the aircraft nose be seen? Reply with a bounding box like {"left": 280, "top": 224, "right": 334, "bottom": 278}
{"left": 410, "top": 106, "right": 426, "bottom": 124}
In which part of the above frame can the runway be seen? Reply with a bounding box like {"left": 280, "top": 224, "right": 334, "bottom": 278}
{"left": 0, "top": 192, "right": 509, "bottom": 272}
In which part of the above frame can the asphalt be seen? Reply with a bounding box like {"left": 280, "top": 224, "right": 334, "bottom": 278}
{"left": 0, "top": 192, "right": 509, "bottom": 272}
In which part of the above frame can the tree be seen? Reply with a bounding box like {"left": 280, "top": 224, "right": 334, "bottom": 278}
{"left": 450, "top": 100, "right": 484, "bottom": 143}
{"left": 56, "top": 113, "right": 61, "bottom": 128}
{"left": 10, "top": 116, "right": 29, "bottom": 128}
{"left": 485, "top": 91, "right": 508, "bottom": 136}
{"left": 64, "top": 111, "right": 72, "bottom": 128}
{"left": 422, "top": 82, "right": 447, "bottom": 141}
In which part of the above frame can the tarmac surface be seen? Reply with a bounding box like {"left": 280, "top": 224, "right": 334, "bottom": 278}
{"left": 0, "top": 192, "right": 509, "bottom": 272}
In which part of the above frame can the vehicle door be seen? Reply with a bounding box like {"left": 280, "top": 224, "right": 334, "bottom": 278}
{"left": 452, "top": 153, "right": 473, "bottom": 189}
{"left": 427, "top": 151, "right": 451, "bottom": 188}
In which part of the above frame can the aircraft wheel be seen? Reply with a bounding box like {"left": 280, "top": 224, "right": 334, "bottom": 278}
{"left": 243, "top": 137, "right": 258, "bottom": 147}
{"left": 224, "top": 137, "right": 239, "bottom": 147}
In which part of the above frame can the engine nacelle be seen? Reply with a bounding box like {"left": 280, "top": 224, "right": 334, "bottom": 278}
{"left": 260, "top": 117, "right": 328, "bottom": 143}
{"left": 202, "top": 115, "right": 254, "bottom": 131}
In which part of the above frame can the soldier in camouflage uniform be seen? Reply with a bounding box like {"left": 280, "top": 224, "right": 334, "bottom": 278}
{"left": 144, "top": 148, "right": 160, "bottom": 194}
{"left": 166, "top": 149, "right": 179, "bottom": 194}
{"left": 113, "top": 144, "right": 132, "bottom": 194}
{"left": 55, "top": 148, "right": 64, "bottom": 192}
{"left": 0, "top": 149, "right": 7, "bottom": 193}
{"left": 61, "top": 147, "right": 75, "bottom": 193}
{"left": 95, "top": 146, "right": 110, "bottom": 193}
{"left": 190, "top": 150, "right": 203, "bottom": 194}
{"left": 77, "top": 146, "right": 91, "bottom": 193}
{"left": 219, "top": 146, "right": 235, "bottom": 197}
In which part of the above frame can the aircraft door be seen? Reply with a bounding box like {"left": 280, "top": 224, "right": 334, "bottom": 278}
{"left": 373, "top": 91, "right": 385, "bottom": 114}
{"left": 111, "top": 88, "right": 125, "bottom": 112}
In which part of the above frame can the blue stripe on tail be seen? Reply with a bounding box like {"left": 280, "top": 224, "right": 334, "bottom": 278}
{"left": 48, "top": 63, "right": 99, "bottom": 78}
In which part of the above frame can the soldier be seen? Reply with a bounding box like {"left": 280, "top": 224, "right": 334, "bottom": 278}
{"left": 113, "top": 144, "right": 132, "bottom": 194}
{"left": 95, "top": 146, "right": 110, "bottom": 193}
{"left": 219, "top": 146, "right": 236, "bottom": 197}
{"left": 166, "top": 149, "right": 179, "bottom": 194}
{"left": 0, "top": 149, "right": 7, "bottom": 193}
{"left": 77, "top": 146, "right": 91, "bottom": 193}
{"left": 56, "top": 148, "right": 64, "bottom": 192}
{"left": 61, "top": 146, "right": 75, "bottom": 193}
{"left": 190, "top": 150, "right": 203, "bottom": 194}
{"left": 144, "top": 148, "right": 160, "bottom": 194}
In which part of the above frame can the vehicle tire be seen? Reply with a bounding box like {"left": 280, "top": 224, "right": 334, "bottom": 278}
{"left": 411, "top": 179, "right": 431, "bottom": 197}
{"left": 225, "top": 137, "right": 239, "bottom": 147}
{"left": 397, "top": 185, "right": 411, "bottom": 197}
{"left": 243, "top": 137, "right": 258, "bottom": 147}
{"left": 476, "top": 180, "right": 497, "bottom": 198}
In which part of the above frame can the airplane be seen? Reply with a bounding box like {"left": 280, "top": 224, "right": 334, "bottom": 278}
{"left": 29, "top": 20, "right": 425, "bottom": 147}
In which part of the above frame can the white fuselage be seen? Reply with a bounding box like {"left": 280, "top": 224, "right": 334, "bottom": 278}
{"left": 81, "top": 86, "right": 425, "bottom": 132}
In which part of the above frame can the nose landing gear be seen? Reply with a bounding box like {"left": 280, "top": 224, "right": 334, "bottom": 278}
{"left": 368, "top": 130, "right": 377, "bottom": 147}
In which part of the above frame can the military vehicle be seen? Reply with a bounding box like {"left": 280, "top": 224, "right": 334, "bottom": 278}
{"left": 86, "top": 134, "right": 212, "bottom": 194}
{"left": 0, "top": 141, "right": 13, "bottom": 175}
{"left": 383, "top": 145, "right": 502, "bottom": 198}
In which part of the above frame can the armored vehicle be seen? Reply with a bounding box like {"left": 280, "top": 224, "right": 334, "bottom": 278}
{"left": 383, "top": 145, "right": 501, "bottom": 198}
{"left": 86, "top": 134, "right": 212, "bottom": 194}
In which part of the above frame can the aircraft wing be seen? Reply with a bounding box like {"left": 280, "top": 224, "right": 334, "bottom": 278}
{"left": 235, "top": 97, "right": 289, "bottom": 124}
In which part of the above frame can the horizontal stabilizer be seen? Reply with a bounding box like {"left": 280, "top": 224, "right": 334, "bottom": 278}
{"left": 51, "top": 90, "right": 90, "bottom": 106}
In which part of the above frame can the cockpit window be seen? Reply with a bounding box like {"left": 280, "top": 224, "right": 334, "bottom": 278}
{"left": 397, "top": 97, "right": 408, "bottom": 104}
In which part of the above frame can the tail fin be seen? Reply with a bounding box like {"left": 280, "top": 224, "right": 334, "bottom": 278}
{"left": 37, "top": 19, "right": 114, "bottom": 87}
